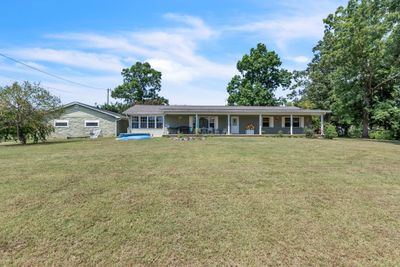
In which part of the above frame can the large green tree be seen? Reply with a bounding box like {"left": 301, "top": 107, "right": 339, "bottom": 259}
{"left": 291, "top": 0, "right": 400, "bottom": 138}
{"left": 112, "top": 62, "right": 168, "bottom": 105}
{"left": 227, "top": 43, "right": 291, "bottom": 106}
{"left": 0, "top": 82, "right": 62, "bottom": 144}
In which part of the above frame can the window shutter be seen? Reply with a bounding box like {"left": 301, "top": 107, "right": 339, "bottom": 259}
{"left": 269, "top": 116, "right": 274, "bottom": 128}
{"left": 281, "top": 117, "right": 285, "bottom": 128}
{"left": 300, "top": 117, "right": 304, "bottom": 128}
{"left": 189, "top": 116, "right": 193, "bottom": 127}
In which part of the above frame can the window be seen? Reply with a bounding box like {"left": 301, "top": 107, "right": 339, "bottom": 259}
{"left": 262, "top": 117, "right": 270, "bottom": 128}
{"left": 148, "top": 116, "right": 155, "bottom": 128}
{"left": 132, "top": 116, "right": 139, "bottom": 128}
{"left": 156, "top": 116, "right": 163, "bottom": 128}
{"left": 285, "top": 117, "right": 291, "bottom": 127}
{"left": 293, "top": 118, "right": 300, "bottom": 127}
{"left": 54, "top": 120, "right": 68, "bottom": 127}
{"left": 85, "top": 120, "right": 99, "bottom": 127}
{"left": 285, "top": 117, "right": 300, "bottom": 128}
{"left": 232, "top": 117, "right": 238, "bottom": 126}
{"left": 210, "top": 117, "right": 215, "bottom": 128}
{"left": 140, "top": 116, "right": 148, "bottom": 128}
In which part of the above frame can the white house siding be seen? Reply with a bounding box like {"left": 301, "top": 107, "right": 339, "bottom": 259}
{"left": 51, "top": 105, "right": 118, "bottom": 138}
{"left": 129, "top": 128, "right": 164, "bottom": 137}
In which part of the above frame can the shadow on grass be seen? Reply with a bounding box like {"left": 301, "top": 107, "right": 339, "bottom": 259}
{"left": 337, "top": 137, "right": 400, "bottom": 145}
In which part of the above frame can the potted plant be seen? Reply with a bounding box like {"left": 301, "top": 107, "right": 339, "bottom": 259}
{"left": 245, "top": 124, "right": 255, "bottom": 135}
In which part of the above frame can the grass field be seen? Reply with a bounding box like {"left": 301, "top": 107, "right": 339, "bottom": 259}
{"left": 0, "top": 137, "right": 399, "bottom": 266}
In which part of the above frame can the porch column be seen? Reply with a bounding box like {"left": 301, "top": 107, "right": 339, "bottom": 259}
{"left": 162, "top": 115, "right": 165, "bottom": 135}
{"left": 290, "top": 114, "right": 293, "bottom": 136}
{"left": 195, "top": 114, "right": 199, "bottom": 133}
{"left": 227, "top": 114, "right": 231, "bottom": 135}
{"left": 259, "top": 114, "right": 262, "bottom": 135}
{"left": 138, "top": 116, "right": 141, "bottom": 129}
{"left": 128, "top": 116, "right": 132, "bottom": 133}
{"left": 320, "top": 114, "right": 324, "bottom": 136}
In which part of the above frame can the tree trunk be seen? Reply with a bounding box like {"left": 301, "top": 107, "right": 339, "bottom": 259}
{"left": 16, "top": 123, "right": 26, "bottom": 145}
{"left": 362, "top": 112, "right": 369, "bottom": 138}
{"left": 362, "top": 77, "right": 373, "bottom": 139}
{"left": 19, "top": 134, "right": 27, "bottom": 145}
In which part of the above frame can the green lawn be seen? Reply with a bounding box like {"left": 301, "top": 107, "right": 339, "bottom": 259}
{"left": 0, "top": 137, "right": 399, "bottom": 266}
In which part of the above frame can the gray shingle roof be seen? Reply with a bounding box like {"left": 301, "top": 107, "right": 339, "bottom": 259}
{"left": 63, "top": 101, "right": 127, "bottom": 119}
{"left": 123, "top": 105, "right": 330, "bottom": 115}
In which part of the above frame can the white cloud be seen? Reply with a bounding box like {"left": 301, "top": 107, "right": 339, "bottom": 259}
{"left": 43, "top": 14, "right": 234, "bottom": 87}
{"left": 288, "top": 56, "right": 310, "bottom": 64}
{"left": 226, "top": 16, "right": 324, "bottom": 50}
{"left": 0, "top": 3, "right": 343, "bottom": 105}
{"left": 6, "top": 48, "right": 124, "bottom": 73}
{"left": 1, "top": 13, "right": 235, "bottom": 104}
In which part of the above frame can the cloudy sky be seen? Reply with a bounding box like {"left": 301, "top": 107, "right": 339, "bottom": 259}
{"left": 0, "top": 0, "right": 346, "bottom": 105}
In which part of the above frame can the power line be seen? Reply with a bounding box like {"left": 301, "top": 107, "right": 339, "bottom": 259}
{"left": 0, "top": 52, "right": 105, "bottom": 90}
{"left": 0, "top": 73, "right": 79, "bottom": 95}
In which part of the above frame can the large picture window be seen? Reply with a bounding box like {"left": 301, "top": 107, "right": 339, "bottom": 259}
{"left": 148, "top": 116, "right": 155, "bottom": 128}
{"left": 134, "top": 116, "right": 163, "bottom": 129}
{"left": 285, "top": 117, "right": 300, "bottom": 128}
{"left": 140, "top": 116, "right": 148, "bottom": 128}
{"left": 156, "top": 116, "right": 163, "bottom": 128}
{"left": 132, "top": 116, "right": 139, "bottom": 128}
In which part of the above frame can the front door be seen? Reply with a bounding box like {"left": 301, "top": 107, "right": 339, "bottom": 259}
{"left": 231, "top": 116, "right": 239, "bottom": 134}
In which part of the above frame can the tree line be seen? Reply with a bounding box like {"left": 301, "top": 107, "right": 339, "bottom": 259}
{"left": 1, "top": 0, "right": 399, "bottom": 143}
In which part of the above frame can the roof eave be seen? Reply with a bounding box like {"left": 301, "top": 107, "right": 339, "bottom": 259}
{"left": 63, "top": 101, "right": 123, "bottom": 119}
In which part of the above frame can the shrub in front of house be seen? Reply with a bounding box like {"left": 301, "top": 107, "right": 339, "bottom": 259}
{"left": 304, "top": 127, "right": 315, "bottom": 138}
{"left": 369, "top": 128, "right": 393, "bottom": 140}
{"left": 348, "top": 126, "right": 362, "bottom": 138}
{"left": 324, "top": 123, "right": 338, "bottom": 139}
{"left": 277, "top": 130, "right": 283, "bottom": 137}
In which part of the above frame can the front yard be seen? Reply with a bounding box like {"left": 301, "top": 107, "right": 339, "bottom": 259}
{"left": 0, "top": 137, "right": 399, "bottom": 265}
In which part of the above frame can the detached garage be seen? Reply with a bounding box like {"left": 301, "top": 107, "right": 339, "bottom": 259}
{"left": 51, "top": 102, "right": 128, "bottom": 139}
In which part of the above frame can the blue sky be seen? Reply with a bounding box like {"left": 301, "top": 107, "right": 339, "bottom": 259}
{"left": 0, "top": 0, "right": 346, "bottom": 105}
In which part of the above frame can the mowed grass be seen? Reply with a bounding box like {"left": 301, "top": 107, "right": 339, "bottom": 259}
{"left": 0, "top": 137, "right": 399, "bottom": 266}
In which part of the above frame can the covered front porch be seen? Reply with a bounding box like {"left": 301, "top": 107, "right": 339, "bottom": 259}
{"left": 163, "top": 114, "right": 324, "bottom": 136}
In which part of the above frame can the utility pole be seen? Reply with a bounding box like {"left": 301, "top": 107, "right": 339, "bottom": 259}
{"left": 107, "top": 88, "right": 110, "bottom": 105}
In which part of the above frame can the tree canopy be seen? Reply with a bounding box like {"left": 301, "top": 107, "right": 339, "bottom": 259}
{"left": 227, "top": 43, "right": 291, "bottom": 106}
{"left": 0, "top": 82, "right": 62, "bottom": 144}
{"left": 112, "top": 62, "right": 168, "bottom": 105}
{"left": 96, "top": 102, "right": 131, "bottom": 114}
{"left": 289, "top": 0, "right": 400, "bottom": 138}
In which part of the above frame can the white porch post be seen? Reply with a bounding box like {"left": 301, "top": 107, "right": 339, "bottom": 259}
{"left": 227, "top": 114, "right": 231, "bottom": 135}
{"left": 195, "top": 114, "right": 199, "bottom": 133}
{"left": 128, "top": 116, "right": 132, "bottom": 133}
{"left": 290, "top": 114, "right": 293, "bottom": 136}
{"left": 320, "top": 114, "right": 324, "bottom": 136}
{"left": 259, "top": 114, "right": 262, "bottom": 135}
{"left": 138, "top": 116, "right": 141, "bottom": 129}
{"left": 162, "top": 115, "right": 166, "bottom": 135}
